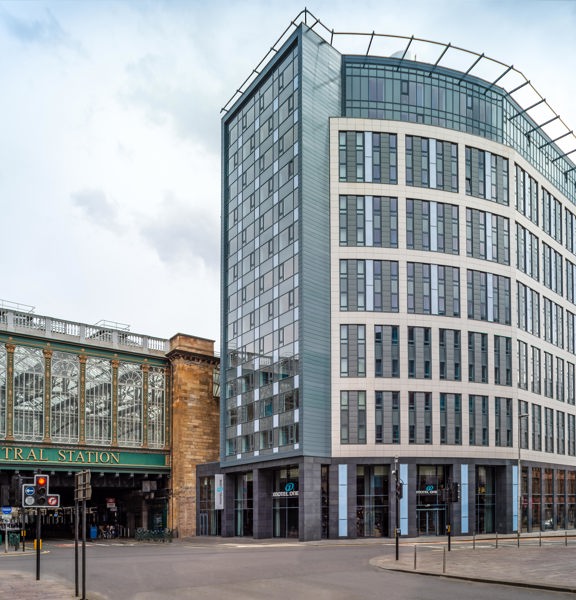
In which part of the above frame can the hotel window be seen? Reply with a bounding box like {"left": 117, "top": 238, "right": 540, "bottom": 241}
{"left": 407, "top": 199, "right": 459, "bottom": 254}
{"left": 518, "top": 340, "right": 528, "bottom": 390}
{"left": 557, "top": 358, "right": 565, "bottom": 403}
{"left": 407, "top": 263, "right": 460, "bottom": 317}
{"left": 468, "top": 332, "right": 488, "bottom": 383}
{"left": 467, "top": 270, "right": 510, "bottom": 324}
{"left": 465, "top": 147, "right": 508, "bottom": 205}
{"left": 568, "top": 362, "right": 576, "bottom": 406}
{"left": 405, "top": 136, "right": 458, "bottom": 192}
{"left": 339, "top": 131, "right": 397, "bottom": 184}
{"left": 516, "top": 224, "right": 539, "bottom": 280}
{"left": 542, "top": 188, "right": 562, "bottom": 244}
{"left": 340, "top": 391, "right": 366, "bottom": 444}
{"left": 531, "top": 346, "right": 541, "bottom": 395}
{"left": 567, "top": 260, "right": 576, "bottom": 305}
{"left": 466, "top": 208, "right": 510, "bottom": 265}
{"left": 374, "top": 325, "right": 400, "bottom": 377}
{"left": 439, "top": 329, "right": 461, "bottom": 381}
{"left": 375, "top": 391, "right": 400, "bottom": 444}
{"left": 543, "top": 297, "right": 563, "bottom": 348}
{"left": 517, "top": 282, "right": 540, "bottom": 337}
{"left": 440, "top": 393, "right": 462, "bottom": 445}
{"left": 542, "top": 243, "right": 563, "bottom": 296}
{"left": 340, "top": 325, "right": 366, "bottom": 377}
{"left": 565, "top": 208, "right": 576, "bottom": 256}
{"left": 544, "top": 352, "right": 554, "bottom": 399}
{"left": 469, "top": 395, "right": 489, "bottom": 446}
{"left": 408, "top": 327, "right": 432, "bottom": 379}
{"left": 339, "top": 195, "right": 398, "bottom": 248}
{"left": 557, "top": 411, "right": 566, "bottom": 455}
{"left": 545, "top": 407, "right": 554, "bottom": 453}
{"left": 340, "top": 259, "right": 398, "bottom": 312}
{"left": 532, "top": 404, "right": 542, "bottom": 451}
{"left": 569, "top": 415, "right": 576, "bottom": 456}
{"left": 494, "top": 335, "right": 512, "bottom": 386}
{"left": 408, "top": 391, "right": 432, "bottom": 444}
{"left": 515, "top": 164, "right": 539, "bottom": 224}
{"left": 519, "top": 400, "right": 529, "bottom": 450}
{"left": 495, "top": 397, "right": 513, "bottom": 447}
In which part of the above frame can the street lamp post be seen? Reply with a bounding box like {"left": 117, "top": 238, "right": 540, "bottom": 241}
{"left": 517, "top": 411, "right": 529, "bottom": 546}
{"left": 393, "top": 456, "right": 400, "bottom": 561}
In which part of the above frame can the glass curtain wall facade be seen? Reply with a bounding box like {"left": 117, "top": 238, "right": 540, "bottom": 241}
{"left": 221, "top": 19, "right": 576, "bottom": 540}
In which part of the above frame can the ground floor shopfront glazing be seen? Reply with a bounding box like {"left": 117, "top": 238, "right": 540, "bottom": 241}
{"left": 198, "top": 458, "right": 576, "bottom": 541}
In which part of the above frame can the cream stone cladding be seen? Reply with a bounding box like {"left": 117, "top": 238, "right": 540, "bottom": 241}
{"left": 168, "top": 334, "right": 219, "bottom": 537}
{"left": 330, "top": 117, "right": 576, "bottom": 467}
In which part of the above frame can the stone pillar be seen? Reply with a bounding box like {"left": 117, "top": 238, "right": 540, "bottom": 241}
{"left": 42, "top": 348, "right": 52, "bottom": 443}
{"left": 168, "top": 335, "right": 219, "bottom": 538}
{"left": 253, "top": 468, "right": 273, "bottom": 538}
{"left": 299, "top": 458, "right": 322, "bottom": 541}
{"left": 79, "top": 355, "right": 87, "bottom": 444}
{"left": 5, "top": 344, "right": 15, "bottom": 441}
{"left": 141, "top": 364, "right": 149, "bottom": 449}
{"left": 111, "top": 359, "right": 119, "bottom": 446}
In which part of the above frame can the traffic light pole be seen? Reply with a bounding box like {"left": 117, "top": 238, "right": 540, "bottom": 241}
{"left": 82, "top": 498, "right": 87, "bottom": 600}
{"left": 36, "top": 507, "right": 41, "bottom": 580}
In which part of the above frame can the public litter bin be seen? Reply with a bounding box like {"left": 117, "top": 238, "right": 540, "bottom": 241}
{"left": 90, "top": 526, "right": 98, "bottom": 540}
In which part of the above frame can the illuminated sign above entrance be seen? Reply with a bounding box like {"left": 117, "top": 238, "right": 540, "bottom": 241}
{"left": 272, "top": 482, "right": 299, "bottom": 497}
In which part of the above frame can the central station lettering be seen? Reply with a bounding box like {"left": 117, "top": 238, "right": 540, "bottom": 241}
{"left": 1, "top": 446, "right": 120, "bottom": 464}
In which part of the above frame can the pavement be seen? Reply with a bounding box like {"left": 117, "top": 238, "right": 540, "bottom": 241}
{"left": 372, "top": 535, "right": 576, "bottom": 594}
{"left": 1, "top": 533, "right": 576, "bottom": 598}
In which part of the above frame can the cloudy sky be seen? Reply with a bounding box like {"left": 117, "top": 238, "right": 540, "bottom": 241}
{"left": 1, "top": 0, "right": 575, "bottom": 348}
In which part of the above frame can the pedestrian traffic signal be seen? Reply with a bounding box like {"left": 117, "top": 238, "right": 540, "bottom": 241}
{"left": 396, "top": 481, "right": 403, "bottom": 499}
{"left": 21, "top": 474, "right": 50, "bottom": 508}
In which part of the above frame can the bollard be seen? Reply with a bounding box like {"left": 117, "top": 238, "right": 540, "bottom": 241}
{"left": 566, "top": 530, "right": 568, "bottom": 547}
{"left": 539, "top": 531, "right": 542, "bottom": 547}
{"left": 443, "top": 547, "right": 446, "bottom": 574}
{"left": 473, "top": 532, "right": 476, "bottom": 550}
{"left": 495, "top": 531, "right": 498, "bottom": 549}
{"left": 517, "top": 529, "right": 520, "bottom": 548}
{"left": 413, "top": 545, "right": 417, "bottom": 570}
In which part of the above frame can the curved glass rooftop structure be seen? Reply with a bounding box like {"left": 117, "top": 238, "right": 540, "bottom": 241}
{"left": 222, "top": 9, "right": 576, "bottom": 204}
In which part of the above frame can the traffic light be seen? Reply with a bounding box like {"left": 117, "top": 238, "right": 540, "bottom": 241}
{"left": 21, "top": 474, "right": 50, "bottom": 508}
{"left": 450, "top": 482, "right": 460, "bottom": 503}
{"left": 35, "top": 475, "right": 48, "bottom": 505}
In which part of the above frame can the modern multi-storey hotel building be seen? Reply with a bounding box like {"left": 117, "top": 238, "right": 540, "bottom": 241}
{"left": 220, "top": 11, "right": 576, "bottom": 540}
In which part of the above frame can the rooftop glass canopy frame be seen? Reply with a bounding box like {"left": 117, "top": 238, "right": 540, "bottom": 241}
{"left": 221, "top": 9, "right": 576, "bottom": 184}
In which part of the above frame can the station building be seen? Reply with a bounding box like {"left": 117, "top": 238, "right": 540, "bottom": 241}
{"left": 219, "top": 11, "right": 576, "bottom": 540}
{"left": 0, "top": 302, "right": 219, "bottom": 538}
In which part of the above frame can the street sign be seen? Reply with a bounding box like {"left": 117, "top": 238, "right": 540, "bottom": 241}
{"left": 24, "top": 486, "right": 35, "bottom": 496}
{"left": 47, "top": 495, "right": 60, "bottom": 507}
{"left": 1, "top": 506, "right": 11, "bottom": 515}
{"left": 75, "top": 470, "right": 92, "bottom": 501}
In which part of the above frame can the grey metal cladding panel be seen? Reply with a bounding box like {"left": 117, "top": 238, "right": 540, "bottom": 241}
{"left": 299, "top": 29, "right": 341, "bottom": 457}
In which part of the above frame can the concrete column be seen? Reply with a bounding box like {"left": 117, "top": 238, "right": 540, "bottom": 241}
{"left": 253, "top": 468, "right": 273, "bottom": 538}
{"left": 298, "top": 458, "right": 322, "bottom": 541}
